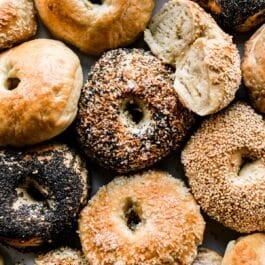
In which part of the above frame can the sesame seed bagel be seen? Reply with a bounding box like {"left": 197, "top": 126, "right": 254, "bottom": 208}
{"left": 242, "top": 24, "right": 265, "bottom": 113}
{"left": 75, "top": 49, "right": 194, "bottom": 173}
{"left": 0, "top": 0, "right": 37, "bottom": 49}
{"left": 182, "top": 102, "right": 265, "bottom": 233}
{"left": 79, "top": 170, "right": 205, "bottom": 265}
{"left": 34, "top": 0, "right": 155, "bottom": 55}
{"left": 222, "top": 233, "right": 265, "bottom": 265}
{"left": 35, "top": 247, "right": 88, "bottom": 265}
{"left": 0, "top": 39, "right": 83, "bottom": 146}
{"left": 0, "top": 143, "right": 88, "bottom": 250}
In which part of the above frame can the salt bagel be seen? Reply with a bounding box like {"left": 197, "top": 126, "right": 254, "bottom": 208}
{"left": 182, "top": 102, "right": 265, "bottom": 233}
{"left": 222, "top": 233, "right": 265, "bottom": 265}
{"left": 75, "top": 49, "right": 194, "bottom": 173}
{"left": 0, "top": 39, "right": 83, "bottom": 146}
{"left": 242, "top": 24, "right": 265, "bottom": 113}
{"left": 34, "top": 0, "right": 155, "bottom": 55}
{"left": 0, "top": 143, "right": 88, "bottom": 249}
{"left": 0, "top": 0, "right": 37, "bottom": 50}
{"left": 79, "top": 170, "right": 205, "bottom": 265}
{"left": 193, "top": 0, "right": 265, "bottom": 32}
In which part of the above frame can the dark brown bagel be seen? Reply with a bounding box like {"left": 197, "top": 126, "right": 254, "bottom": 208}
{"left": 193, "top": 0, "right": 265, "bottom": 32}
{"left": 75, "top": 48, "right": 194, "bottom": 173}
{"left": 0, "top": 143, "right": 88, "bottom": 250}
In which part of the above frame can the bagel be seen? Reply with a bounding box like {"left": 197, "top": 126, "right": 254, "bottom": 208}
{"left": 192, "top": 248, "right": 222, "bottom": 265}
{"left": 75, "top": 48, "right": 194, "bottom": 173}
{"left": 34, "top": 0, "right": 155, "bottom": 55}
{"left": 193, "top": 0, "right": 265, "bottom": 32}
{"left": 0, "top": 0, "right": 37, "bottom": 50}
{"left": 35, "top": 247, "right": 88, "bottom": 265}
{"left": 0, "top": 39, "right": 83, "bottom": 146}
{"left": 144, "top": 0, "right": 241, "bottom": 116}
{"left": 0, "top": 143, "right": 88, "bottom": 249}
{"left": 182, "top": 102, "right": 265, "bottom": 233}
{"left": 79, "top": 170, "right": 205, "bottom": 265}
{"left": 242, "top": 24, "right": 265, "bottom": 113}
{"left": 222, "top": 233, "right": 265, "bottom": 265}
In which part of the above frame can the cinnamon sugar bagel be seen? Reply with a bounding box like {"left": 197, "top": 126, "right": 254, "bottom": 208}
{"left": 0, "top": 143, "right": 88, "bottom": 250}
{"left": 0, "top": 39, "right": 82, "bottom": 146}
{"left": 242, "top": 24, "right": 265, "bottom": 113}
{"left": 0, "top": 0, "right": 37, "bottom": 49}
{"left": 222, "top": 233, "right": 265, "bottom": 265}
{"left": 79, "top": 170, "right": 205, "bottom": 265}
{"left": 75, "top": 49, "right": 194, "bottom": 173}
{"left": 34, "top": 0, "right": 155, "bottom": 55}
{"left": 182, "top": 102, "right": 265, "bottom": 233}
{"left": 35, "top": 247, "right": 88, "bottom": 265}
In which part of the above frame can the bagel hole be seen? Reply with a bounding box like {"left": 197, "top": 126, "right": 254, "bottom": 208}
{"left": 123, "top": 199, "right": 142, "bottom": 231}
{"left": 89, "top": 0, "right": 102, "bottom": 4}
{"left": 16, "top": 178, "right": 49, "bottom": 205}
{"left": 124, "top": 99, "right": 144, "bottom": 125}
{"left": 239, "top": 156, "right": 254, "bottom": 172}
{"left": 5, "top": 77, "right": 20, "bottom": 91}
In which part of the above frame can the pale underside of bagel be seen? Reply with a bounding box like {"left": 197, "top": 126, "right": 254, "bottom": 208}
{"left": 144, "top": 0, "right": 241, "bottom": 116}
{"left": 192, "top": 248, "right": 222, "bottom": 265}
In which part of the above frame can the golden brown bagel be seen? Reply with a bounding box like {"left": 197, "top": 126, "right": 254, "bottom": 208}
{"left": 182, "top": 102, "right": 265, "bottom": 233}
{"left": 79, "top": 170, "right": 205, "bottom": 265}
{"left": 34, "top": 0, "right": 155, "bottom": 55}
{"left": 242, "top": 24, "right": 265, "bottom": 113}
{"left": 222, "top": 233, "right": 265, "bottom": 265}
{"left": 0, "top": 0, "right": 37, "bottom": 50}
{"left": 0, "top": 39, "right": 83, "bottom": 146}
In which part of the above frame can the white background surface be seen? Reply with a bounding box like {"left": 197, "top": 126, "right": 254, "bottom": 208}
{"left": 0, "top": 0, "right": 252, "bottom": 264}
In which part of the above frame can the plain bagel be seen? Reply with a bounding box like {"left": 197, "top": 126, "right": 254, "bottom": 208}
{"left": 79, "top": 170, "right": 205, "bottom": 264}
{"left": 182, "top": 102, "right": 265, "bottom": 233}
{"left": 0, "top": 39, "right": 83, "bottom": 146}
{"left": 34, "top": 0, "right": 155, "bottom": 55}
{"left": 0, "top": 0, "right": 37, "bottom": 50}
{"left": 222, "top": 233, "right": 265, "bottom": 265}
{"left": 242, "top": 24, "right": 265, "bottom": 113}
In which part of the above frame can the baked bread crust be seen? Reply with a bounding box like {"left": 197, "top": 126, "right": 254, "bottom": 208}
{"left": 144, "top": 0, "right": 241, "bottom": 116}
{"left": 79, "top": 170, "right": 205, "bottom": 265}
{"left": 35, "top": 0, "right": 155, "bottom": 55}
{"left": 222, "top": 233, "right": 265, "bottom": 265}
{"left": 182, "top": 102, "right": 265, "bottom": 233}
{"left": 0, "top": 0, "right": 37, "bottom": 50}
{"left": 242, "top": 24, "right": 265, "bottom": 113}
{"left": 0, "top": 39, "right": 83, "bottom": 146}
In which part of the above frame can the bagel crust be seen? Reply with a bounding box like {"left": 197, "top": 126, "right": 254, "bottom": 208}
{"left": 0, "top": 39, "right": 83, "bottom": 146}
{"left": 242, "top": 24, "right": 265, "bottom": 113}
{"left": 34, "top": 0, "right": 155, "bottom": 55}
{"left": 35, "top": 247, "right": 88, "bottom": 265}
{"left": 0, "top": 0, "right": 37, "bottom": 49}
{"left": 182, "top": 102, "right": 265, "bottom": 233}
{"left": 192, "top": 248, "right": 222, "bottom": 265}
{"left": 75, "top": 49, "right": 194, "bottom": 173}
{"left": 79, "top": 171, "right": 205, "bottom": 265}
{"left": 222, "top": 233, "right": 265, "bottom": 265}
{"left": 0, "top": 143, "right": 88, "bottom": 250}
